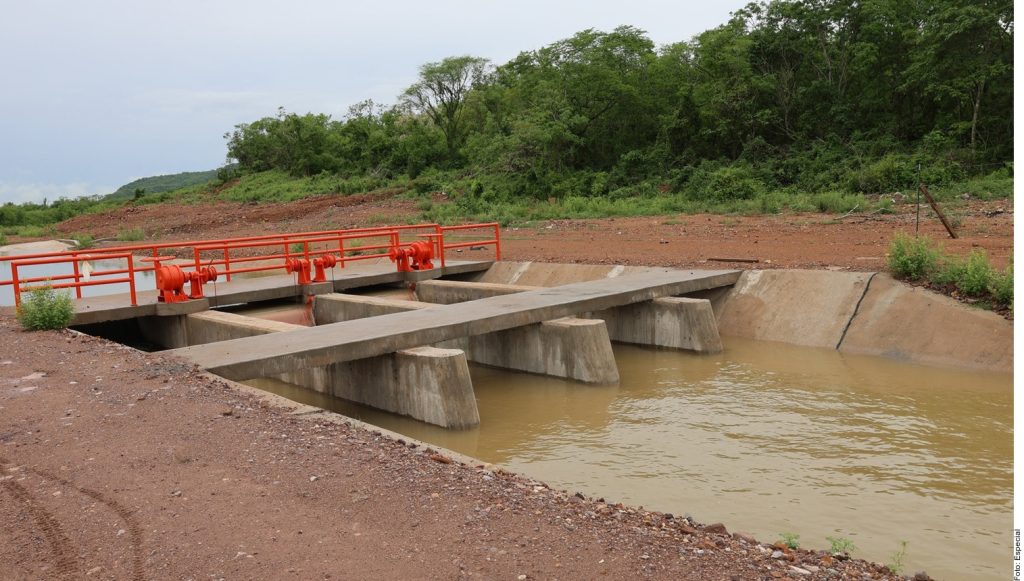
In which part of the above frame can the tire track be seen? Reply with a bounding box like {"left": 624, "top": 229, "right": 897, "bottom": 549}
{"left": 0, "top": 456, "right": 146, "bottom": 581}
{"left": 1, "top": 476, "right": 78, "bottom": 579}
{"left": 31, "top": 467, "right": 147, "bottom": 581}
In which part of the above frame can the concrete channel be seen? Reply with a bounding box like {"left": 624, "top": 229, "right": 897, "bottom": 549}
{"left": 71, "top": 259, "right": 1011, "bottom": 429}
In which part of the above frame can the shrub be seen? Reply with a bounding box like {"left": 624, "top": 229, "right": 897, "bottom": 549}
{"left": 17, "top": 285, "right": 75, "bottom": 331}
{"left": 956, "top": 250, "right": 993, "bottom": 297}
{"left": 0, "top": 231, "right": 7, "bottom": 246}
{"left": 778, "top": 532, "right": 800, "bottom": 549}
{"left": 887, "top": 233, "right": 939, "bottom": 281}
{"left": 931, "top": 255, "right": 965, "bottom": 287}
{"left": 826, "top": 536, "right": 856, "bottom": 555}
{"left": 990, "top": 261, "right": 1013, "bottom": 309}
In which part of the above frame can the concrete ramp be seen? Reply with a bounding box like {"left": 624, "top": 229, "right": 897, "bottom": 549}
{"left": 170, "top": 269, "right": 740, "bottom": 380}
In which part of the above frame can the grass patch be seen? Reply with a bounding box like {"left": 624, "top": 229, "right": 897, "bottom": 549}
{"left": 17, "top": 285, "right": 75, "bottom": 330}
{"left": 116, "top": 227, "right": 145, "bottom": 242}
{"left": 888, "top": 234, "right": 1012, "bottom": 311}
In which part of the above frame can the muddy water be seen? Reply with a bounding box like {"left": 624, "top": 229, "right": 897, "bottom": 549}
{"left": 243, "top": 320, "right": 1011, "bottom": 580}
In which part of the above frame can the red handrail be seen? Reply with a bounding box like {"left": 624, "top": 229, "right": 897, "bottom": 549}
{"left": 436, "top": 222, "right": 501, "bottom": 267}
{"left": 11, "top": 253, "right": 137, "bottom": 307}
{"left": 1, "top": 222, "right": 500, "bottom": 305}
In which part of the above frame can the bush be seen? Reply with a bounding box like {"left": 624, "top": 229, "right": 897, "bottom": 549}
{"left": 17, "top": 285, "right": 75, "bottom": 331}
{"left": 887, "top": 233, "right": 939, "bottom": 281}
{"left": 956, "top": 250, "right": 993, "bottom": 297}
{"left": 990, "top": 260, "right": 1013, "bottom": 309}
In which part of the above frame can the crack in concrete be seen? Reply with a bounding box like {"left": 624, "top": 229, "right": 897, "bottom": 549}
{"left": 835, "top": 272, "right": 878, "bottom": 351}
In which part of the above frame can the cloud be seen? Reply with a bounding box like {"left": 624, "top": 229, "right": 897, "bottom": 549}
{"left": 0, "top": 182, "right": 114, "bottom": 205}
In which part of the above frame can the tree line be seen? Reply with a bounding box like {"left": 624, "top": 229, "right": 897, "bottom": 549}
{"left": 225, "top": 0, "right": 1013, "bottom": 203}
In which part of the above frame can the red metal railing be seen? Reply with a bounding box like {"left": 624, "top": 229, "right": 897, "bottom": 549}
{"left": 436, "top": 222, "right": 501, "bottom": 268}
{"left": 10, "top": 253, "right": 137, "bottom": 307}
{"left": 191, "top": 231, "right": 402, "bottom": 281}
{"left": 0, "top": 222, "right": 501, "bottom": 306}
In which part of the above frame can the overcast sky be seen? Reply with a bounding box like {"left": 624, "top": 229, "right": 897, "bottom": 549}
{"left": 0, "top": 0, "right": 749, "bottom": 204}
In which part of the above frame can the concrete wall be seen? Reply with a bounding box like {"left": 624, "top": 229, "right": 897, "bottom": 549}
{"left": 314, "top": 293, "right": 619, "bottom": 383}
{"left": 705, "top": 269, "right": 1012, "bottom": 373}
{"left": 469, "top": 261, "right": 1011, "bottom": 373}
{"left": 836, "top": 274, "right": 1013, "bottom": 372}
{"left": 143, "top": 310, "right": 479, "bottom": 428}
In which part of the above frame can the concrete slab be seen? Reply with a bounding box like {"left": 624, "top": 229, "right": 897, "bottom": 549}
{"left": 473, "top": 261, "right": 651, "bottom": 287}
{"left": 417, "top": 280, "right": 723, "bottom": 353}
{"left": 170, "top": 269, "right": 741, "bottom": 380}
{"left": 314, "top": 293, "right": 619, "bottom": 383}
{"left": 714, "top": 269, "right": 873, "bottom": 349}
{"left": 145, "top": 310, "right": 479, "bottom": 428}
{"left": 838, "top": 274, "right": 1013, "bottom": 372}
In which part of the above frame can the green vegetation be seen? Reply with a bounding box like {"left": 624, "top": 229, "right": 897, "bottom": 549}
{"left": 887, "top": 233, "right": 940, "bottom": 281}
{"left": 887, "top": 234, "right": 1013, "bottom": 310}
{"left": 116, "top": 228, "right": 145, "bottom": 242}
{"left": 106, "top": 169, "right": 221, "bottom": 200}
{"left": 778, "top": 532, "right": 800, "bottom": 549}
{"left": 17, "top": 286, "right": 75, "bottom": 331}
{"left": 0, "top": 232, "right": 6, "bottom": 246}
{"left": 826, "top": 536, "right": 856, "bottom": 555}
{"left": 219, "top": 1, "right": 1011, "bottom": 217}
{"left": 887, "top": 540, "right": 909, "bottom": 575}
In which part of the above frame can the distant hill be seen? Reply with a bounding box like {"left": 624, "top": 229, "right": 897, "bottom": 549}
{"left": 106, "top": 169, "right": 220, "bottom": 200}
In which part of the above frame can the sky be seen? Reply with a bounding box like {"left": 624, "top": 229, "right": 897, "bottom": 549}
{"left": 0, "top": 0, "right": 749, "bottom": 204}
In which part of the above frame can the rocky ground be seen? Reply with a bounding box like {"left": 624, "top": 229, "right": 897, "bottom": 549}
{"left": 0, "top": 317, "right": 916, "bottom": 580}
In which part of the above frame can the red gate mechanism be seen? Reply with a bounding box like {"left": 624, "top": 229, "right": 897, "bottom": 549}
{"left": 286, "top": 255, "right": 338, "bottom": 285}
{"left": 143, "top": 256, "right": 218, "bottom": 303}
{"left": 389, "top": 241, "right": 434, "bottom": 272}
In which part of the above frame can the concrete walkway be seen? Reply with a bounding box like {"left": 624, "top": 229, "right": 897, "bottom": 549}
{"left": 170, "top": 269, "right": 740, "bottom": 380}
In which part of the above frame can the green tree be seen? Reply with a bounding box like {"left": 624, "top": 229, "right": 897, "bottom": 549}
{"left": 401, "top": 56, "right": 490, "bottom": 159}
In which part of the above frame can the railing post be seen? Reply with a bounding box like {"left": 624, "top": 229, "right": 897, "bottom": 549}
{"left": 71, "top": 253, "right": 83, "bottom": 299}
{"left": 126, "top": 255, "right": 137, "bottom": 306}
{"left": 11, "top": 263, "right": 21, "bottom": 308}
{"left": 494, "top": 223, "right": 501, "bottom": 261}
{"left": 223, "top": 247, "right": 232, "bottom": 282}
{"left": 193, "top": 247, "right": 201, "bottom": 271}
{"left": 338, "top": 237, "right": 346, "bottom": 269}
{"left": 436, "top": 225, "right": 446, "bottom": 268}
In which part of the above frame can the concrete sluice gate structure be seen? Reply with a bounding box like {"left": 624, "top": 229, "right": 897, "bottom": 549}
{"left": 69, "top": 259, "right": 1012, "bottom": 429}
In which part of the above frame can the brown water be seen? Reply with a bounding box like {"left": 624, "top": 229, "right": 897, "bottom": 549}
{"left": 243, "top": 324, "right": 1012, "bottom": 580}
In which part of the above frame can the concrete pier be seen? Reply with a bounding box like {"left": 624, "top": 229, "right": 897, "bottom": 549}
{"left": 170, "top": 269, "right": 740, "bottom": 381}
{"left": 143, "top": 310, "right": 479, "bottom": 428}
{"left": 416, "top": 280, "right": 723, "bottom": 353}
{"left": 313, "top": 293, "right": 619, "bottom": 383}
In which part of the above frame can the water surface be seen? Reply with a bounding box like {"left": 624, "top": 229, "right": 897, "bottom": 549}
{"left": 242, "top": 316, "right": 1012, "bottom": 580}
